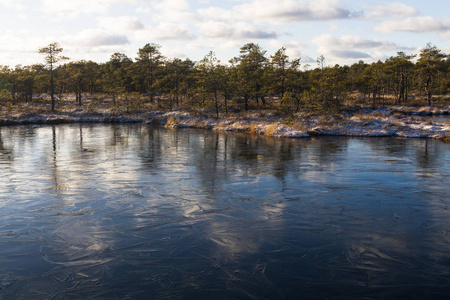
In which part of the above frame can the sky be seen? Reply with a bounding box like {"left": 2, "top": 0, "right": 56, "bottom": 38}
{"left": 0, "top": 0, "right": 449, "bottom": 68}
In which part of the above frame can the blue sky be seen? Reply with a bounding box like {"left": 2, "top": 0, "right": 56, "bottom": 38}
{"left": 0, "top": 0, "right": 449, "bottom": 67}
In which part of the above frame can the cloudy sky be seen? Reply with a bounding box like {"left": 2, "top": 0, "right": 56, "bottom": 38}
{"left": 0, "top": 0, "right": 449, "bottom": 67}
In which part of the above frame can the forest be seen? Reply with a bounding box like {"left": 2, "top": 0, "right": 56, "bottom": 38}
{"left": 0, "top": 42, "right": 449, "bottom": 117}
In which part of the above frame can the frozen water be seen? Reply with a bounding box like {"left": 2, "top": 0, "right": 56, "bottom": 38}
{"left": 0, "top": 124, "right": 449, "bottom": 299}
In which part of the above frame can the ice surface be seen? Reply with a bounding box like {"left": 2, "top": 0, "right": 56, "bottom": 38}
{"left": 0, "top": 124, "right": 449, "bottom": 299}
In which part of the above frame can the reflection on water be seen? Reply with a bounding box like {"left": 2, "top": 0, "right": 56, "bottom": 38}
{"left": 0, "top": 124, "right": 450, "bottom": 299}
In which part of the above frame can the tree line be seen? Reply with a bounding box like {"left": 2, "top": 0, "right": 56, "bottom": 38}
{"left": 0, "top": 42, "right": 449, "bottom": 116}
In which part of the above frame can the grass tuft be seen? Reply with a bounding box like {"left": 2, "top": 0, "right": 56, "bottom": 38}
{"left": 165, "top": 116, "right": 180, "bottom": 128}
{"left": 249, "top": 122, "right": 258, "bottom": 134}
{"left": 265, "top": 123, "right": 278, "bottom": 136}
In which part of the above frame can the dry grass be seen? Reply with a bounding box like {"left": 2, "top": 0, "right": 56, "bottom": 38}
{"left": 249, "top": 122, "right": 258, "bottom": 134}
{"left": 290, "top": 121, "right": 307, "bottom": 132}
{"left": 318, "top": 115, "right": 334, "bottom": 126}
{"left": 165, "top": 116, "right": 180, "bottom": 128}
{"left": 265, "top": 123, "right": 278, "bottom": 136}
{"left": 353, "top": 113, "right": 377, "bottom": 121}
{"left": 389, "top": 120, "right": 405, "bottom": 127}
{"left": 214, "top": 122, "right": 227, "bottom": 130}
{"left": 392, "top": 112, "right": 405, "bottom": 119}
{"left": 371, "top": 111, "right": 387, "bottom": 118}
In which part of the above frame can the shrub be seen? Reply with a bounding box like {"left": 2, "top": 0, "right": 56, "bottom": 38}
{"left": 0, "top": 89, "right": 12, "bottom": 101}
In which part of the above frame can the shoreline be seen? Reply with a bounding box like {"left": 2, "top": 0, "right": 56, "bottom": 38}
{"left": 0, "top": 107, "right": 449, "bottom": 142}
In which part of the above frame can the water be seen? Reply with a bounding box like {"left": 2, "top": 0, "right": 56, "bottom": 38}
{"left": 0, "top": 124, "right": 449, "bottom": 299}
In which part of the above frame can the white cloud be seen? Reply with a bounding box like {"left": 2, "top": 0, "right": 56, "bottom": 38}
{"left": 64, "top": 29, "right": 130, "bottom": 47}
{"left": 187, "top": 39, "right": 243, "bottom": 55}
{"left": 199, "top": 0, "right": 362, "bottom": 24}
{"left": 198, "top": 21, "right": 277, "bottom": 40}
{"left": 269, "top": 40, "right": 314, "bottom": 63}
{"left": 312, "top": 34, "right": 413, "bottom": 62}
{"left": 198, "top": 21, "right": 233, "bottom": 38}
{"left": 0, "top": 34, "right": 34, "bottom": 53}
{"left": 330, "top": 50, "right": 371, "bottom": 59}
{"left": 41, "top": 0, "right": 136, "bottom": 17}
{"left": 0, "top": 0, "right": 446, "bottom": 67}
{"left": 136, "top": 23, "right": 195, "bottom": 41}
{"left": 135, "top": 0, "right": 197, "bottom": 23}
{"left": 197, "top": 6, "right": 234, "bottom": 22}
{"left": 154, "top": 0, "right": 189, "bottom": 12}
{"left": 329, "top": 23, "right": 339, "bottom": 31}
{"left": 98, "top": 16, "right": 144, "bottom": 32}
{"left": 0, "top": 0, "right": 25, "bottom": 10}
{"left": 156, "top": 10, "right": 198, "bottom": 23}
{"left": 135, "top": 6, "right": 151, "bottom": 14}
{"left": 313, "top": 34, "right": 410, "bottom": 51}
{"left": 42, "top": 0, "right": 108, "bottom": 14}
{"left": 160, "top": 47, "right": 188, "bottom": 60}
{"left": 0, "top": 33, "right": 60, "bottom": 66}
{"left": 0, "top": 30, "right": 64, "bottom": 55}
{"left": 375, "top": 16, "right": 450, "bottom": 39}
{"left": 368, "top": 2, "right": 418, "bottom": 19}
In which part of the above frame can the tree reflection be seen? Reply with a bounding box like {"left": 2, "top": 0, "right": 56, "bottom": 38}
{"left": 79, "top": 123, "right": 84, "bottom": 150}
{"left": 0, "top": 129, "right": 13, "bottom": 161}
{"left": 415, "top": 139, "right": 440, "bottom": 171}
{"left": 314, "top": 137, "right": 349, "bottom": 166}
{"left": 109, "top": 124, "right": 129, "bottom": 147}
{"left": 51, "top": 125, "right": 65, "bottom": 192}
{"left": 137, "top": 126, "right": 164, "bottom": 170}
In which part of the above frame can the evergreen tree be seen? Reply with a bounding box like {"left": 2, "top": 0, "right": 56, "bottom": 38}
{"left": 38, "top": 42, "right": 68, "bottom": 112}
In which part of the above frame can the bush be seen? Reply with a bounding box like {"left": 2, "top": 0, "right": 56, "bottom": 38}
{"left": 0, "top": 89, "right": 12, "bottom": 101}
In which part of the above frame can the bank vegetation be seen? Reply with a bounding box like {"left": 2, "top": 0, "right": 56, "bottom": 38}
{"left": 0, "top": 42, "right": 449, "bottom": 142}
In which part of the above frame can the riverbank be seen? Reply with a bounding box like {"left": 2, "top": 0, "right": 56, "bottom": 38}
{"left": 159, "top": 108, "right": 450, "bottom": 141}
{"left": 0, "top": 106, "right": 449, "bottom": 142}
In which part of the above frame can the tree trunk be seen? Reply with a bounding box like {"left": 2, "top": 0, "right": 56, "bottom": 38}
{"left": 405, "top": 76, "right": 408, "bottom": 103}
{"left": 224, "top": 95, "right": 228, "bottom": 115}
{"left": 426, "top": 75, "right": 432, "bottom": 105}
{"left": 372, "top": 87, "right": 377, "bottom": 107}
{"left": 214, "top": 90, "right": 219, "bottom": 118}
{"left": 50, "top": 66, "right": 55, "bottom": 112}
{"left": 398, "top": 73, "right": 405, "bottom": 105}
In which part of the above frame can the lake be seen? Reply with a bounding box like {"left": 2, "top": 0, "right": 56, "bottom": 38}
{"left": 0, "top": 124, "right": 449, "bottom": 299}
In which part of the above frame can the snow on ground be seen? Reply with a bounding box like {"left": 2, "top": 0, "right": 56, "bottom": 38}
{"left": 389, "top": 106, "right": 450, "bottom": 116}
{"left": 157, "top": 110, "right": 449, "bottom": 140}
{"left": 0, "top": 107, "right": 449, "bottom": 141}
